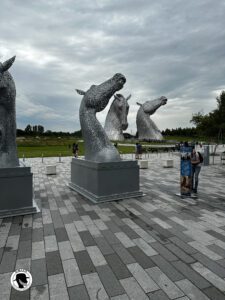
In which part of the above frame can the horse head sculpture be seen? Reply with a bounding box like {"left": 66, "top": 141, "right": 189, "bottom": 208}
{"left": 0, "top": 56, "right": 19, "bottom": 168}
{"left": 76, "top": 73, "right": 126, "bottom": 162}
{"left": 136, "top": 96, "right": 167, "bottom": 140}
{"left": 104, "top": 93, "right": 131, "bottom": 141}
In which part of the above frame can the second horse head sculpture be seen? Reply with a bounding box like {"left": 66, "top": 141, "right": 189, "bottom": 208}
{"left": 104, "top": 93, "right": 131, "bottom": 141}
{"left": 76, "top": 73, "right": 126, "bottom": 162}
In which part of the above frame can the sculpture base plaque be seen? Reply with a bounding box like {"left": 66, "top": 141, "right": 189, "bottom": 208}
{"left": 0, "top": 165, "right": 39, "bottom": 218}
{"left": 69, "top": 158, "right": 143, "bottom": 203}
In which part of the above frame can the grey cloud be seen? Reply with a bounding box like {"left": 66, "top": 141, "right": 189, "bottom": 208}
{"left": 1, "top": 0, "right": 225, "bottom": 132}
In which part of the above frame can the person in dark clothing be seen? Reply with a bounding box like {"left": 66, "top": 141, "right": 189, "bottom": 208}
{"left": 191, "top": 148, "right": 202, "bottom": 193}
{"left": 72, "top": 143, "right": 79, "bottom": 158}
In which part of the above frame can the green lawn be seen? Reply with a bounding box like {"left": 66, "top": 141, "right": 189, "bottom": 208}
{"left": 16, "top": 135, "right": 204, "bottom": 158}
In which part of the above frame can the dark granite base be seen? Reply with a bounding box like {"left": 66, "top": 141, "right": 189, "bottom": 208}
{"left": 0, "top": 165, "right": 39, "bottom": 218}
{"left": 68, "top": 158, "right": 143, "bottom": 203}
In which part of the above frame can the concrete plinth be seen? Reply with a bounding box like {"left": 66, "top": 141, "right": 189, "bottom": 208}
{"left": 0, "top": 165, "right": 39, "bottom": 218}
{"left": 69, "top": 158, "right": 143, "bottom": 203}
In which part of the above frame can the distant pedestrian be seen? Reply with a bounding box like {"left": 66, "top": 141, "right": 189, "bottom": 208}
{"left": 135, "top": 143, "right": 142, "bottom": 160}
{"left": 191, "top": 148, "right": 202, "bottom": 193}
{"left": 72, "top": 142, "right": 79, "bottom": 158}
{"left": 114, "top": 142, "right": 118, "bottom": 148}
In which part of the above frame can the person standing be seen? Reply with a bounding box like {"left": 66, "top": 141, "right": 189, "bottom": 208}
{"left": 72, "top": 142, "right": 79, "bottom": 158}
{"left": 191, "top": 148, "right": 202, "bottom": 193}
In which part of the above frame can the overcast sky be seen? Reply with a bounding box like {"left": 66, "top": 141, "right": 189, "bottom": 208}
{"left": 1, "top": 0, "right": 225, "bottom": 133}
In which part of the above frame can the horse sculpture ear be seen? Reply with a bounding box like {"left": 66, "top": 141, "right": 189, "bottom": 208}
{"left": 75, "top": 89, "right": 86, "bottom": 95}
{"left": 126, "top": 94, "right": 131, "bottom": 101}
{"left": 2, "top": 56, "right": 16, "bottom": 72}
{"left": 114, "top": 94, "right": 121, "bottom": 101}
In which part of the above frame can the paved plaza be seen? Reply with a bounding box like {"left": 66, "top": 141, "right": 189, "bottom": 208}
{"left": 0, "top": 152, "right": 225, "bottom": 299}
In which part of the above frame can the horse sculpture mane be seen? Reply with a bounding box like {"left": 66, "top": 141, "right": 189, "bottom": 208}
{"left": 76, "top": 73, "right": 126, "bottom": 162}
{"left": 0, "top": 56, "right": 19, "bottom": 168}
{"left": 136, "top": 96, "right": 167, "bottom": 140}
{"left": 104, "top": 93, "right": 131, "bottom": 141}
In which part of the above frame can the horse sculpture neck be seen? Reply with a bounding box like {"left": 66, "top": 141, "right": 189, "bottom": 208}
{"left": 0, "top": 56, "right": 19, "bottom": 168}
{"left": 136, "top": 96, "right": 167, "bottom": 140}
{"left": 77, "top": 73, "right": 126, "bottom": 162}
{"left": 104, "top": 94, "right": 130, "bottom": 141}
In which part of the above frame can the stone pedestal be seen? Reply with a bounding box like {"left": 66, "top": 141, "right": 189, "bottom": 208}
{"left": 163, "top": 159, "right": 174, "bottom": 168}
{"left": 69, "top": 158, "right": 143, "bottom": 203}
{"left": 0, "top": 165, "right": 39, "bottom": 218}
{"left": 138, "top": 160, "right": 149, "bottom": 169}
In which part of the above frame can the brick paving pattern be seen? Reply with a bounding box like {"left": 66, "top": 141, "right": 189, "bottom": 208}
{"left": 0, "top": 152, "right": 225, "bottom": 299}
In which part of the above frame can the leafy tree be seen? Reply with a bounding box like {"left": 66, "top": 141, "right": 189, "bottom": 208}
{"left": 191, "top": 91, "right": 225, "bottom": 141}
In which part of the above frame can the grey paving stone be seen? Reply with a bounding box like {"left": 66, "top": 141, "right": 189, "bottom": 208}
{"left": 151, "top": 255, "right": 184, "bottom": 282}
{"left": 17, "top": 240, "right": 32, "bottom": 259}
{"left": 208, "top": 244, "right": 225, "bottom": 258}
{"left": 150, "top": 242, "right": 178, "bottom": 262}
{"left": 62, "top": 258, "right": 83, "bottom": 287}
{"left": 102, "top": 229, "right": 120, "bottom": 245}
{"left": 165, "top": 243, "right": 196, "bottom": 264}
{"left": 146, "top": 266, "right": 184, "bottom": 299}
{"left": 96, "top": 264, "right": 125, "bottom": 297}
{"left": 32, "top": 228, "right": 44, "bottom": 242}
{"left": 86, "top": 245, "right": 107, "bottom": 267}
{"left": 203, "top": 286, "right": 225, "bottom": 300}
{"left": 51, "top": 211, "right": 64, "bottom": 228}
{"left": 105, "top": 253, "right": 131, "bottom": 280}
{"left": 168, "top": 236, "right": 198, "bottom": 255}
{"left": 58, "top": 241, "right": 74, "bottom": 261}
{"left": 15, "top": 258, "right": 31, "bottom": 271}
{"left": 105, "top": 221, "right": 121, "bottom": 233}
{"left": 115, "top": 232, "right": 135, "bottom": 248}
{"left": 74, "top": 250, "right": 96, "bottom": 275}
{"left": 31, "top": 258, "right": 48, "bottom": 286}
{"left": 176, "top": 279, "right": 210, "bottom": 300}
{"left": 110, "top": 295, "right": 129, "bottom": 300}
{"left": 0, "top": 272, "right": 11, "bottom": 300}
{"left": 55, "top": 227, "right": 69, "bottom": 242}
{"left": 120, "top": 225, "right": 140, "bottom": 239}
{"left": 8, "top": 223, "right": 21, "bottom": 236}
{"left": 172, "top": 260, "right": 211, "bottom": 289}
{"left": 68, "top": 284, "right": 90, "bottom": 300}
{"left": 6, "top": 235, "right": 19, "bottom": 251}
{"left": 20, "top": 228, "right": 32, "bottom": 241}
{"left": 127, "top": 263, "right": 159, "bottom": 293}
{"left": 0, "top": 250, "right": 17, "bottom": 273}
{"left": 127, "top": 246, "right": 156, "bottom": 269}
{"left": 147, "top": 290, "right": 170, "bottom": 300}
{"left": 10, "top": 288, "right": 29, "bottom": 300}
{"left": 46, "top": 251, "right": 63, "bottom": 276}
{"left": 43, "top": 223, "right": 55, "bottom": 236}
{"left": 83, "top": 272, "right": 108, "bottom": 300}
{"left": 168, "top": 227, "right": 193, "bottom": 243}
{"left": 133, "top": 238, "right": 158, "bottom": 256}
{"left": 217, "top": 258, "right": 225, "bottom": 268}
{"left": 205, "top": 230, "right": 225, "bottom": 242}
{"left": 112, "top": 243, "right": 136, "bottom": 265}
{"left": 120, "top": 277, "right": 149, "bottom": 300}
{"left": 191, "top": 262, "right": 225, "bottom": 292}
{"left": 193, "top": 252, "right": 225, "bottom": 278}
{"left": 0, "top": 247, "right": 4, "bottom": 263}
{"left": 48, "top": 273, "right": 69, "bottom": 300}
{"left": 94, "top": 236, "right": 114, "bottom": 255}
{"left": 32, "top": 241, "right": 45, "bottom": 260}
{"left": 12, "top": 215, "right": 23, "bottom": 224}
{"left": 79, "top": 230, "right": 96, "bottom": 247}
{"left": 30, "top": 284, "right": 49, "bottom": 300}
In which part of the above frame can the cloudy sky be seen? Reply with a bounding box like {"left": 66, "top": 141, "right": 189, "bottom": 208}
{"left": 1, "top": 0, "right": 225, "bottom": 133}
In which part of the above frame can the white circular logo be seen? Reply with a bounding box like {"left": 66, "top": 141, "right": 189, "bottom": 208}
{"left": 10, "top": 269, "right": 32, "bottom": 291}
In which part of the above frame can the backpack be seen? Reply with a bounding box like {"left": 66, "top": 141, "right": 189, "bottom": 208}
{"left": 198, "top": 152, "right": 203, "bottom": 163}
